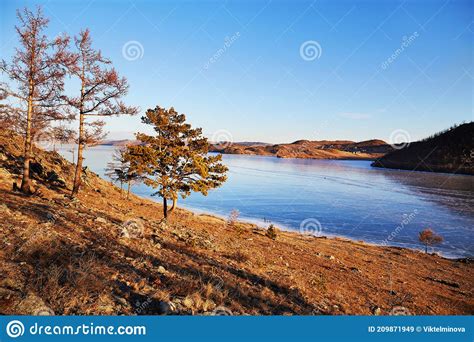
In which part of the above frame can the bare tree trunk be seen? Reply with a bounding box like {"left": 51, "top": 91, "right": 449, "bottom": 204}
{"left": 71, "top": 113, "right": 84, "bottom": 196}
{"left": 20, "top": 85, "right": 34, "bottom": 194}
{"left": 20, "top": 26, "right": 37, "bottom": 195}
{"left": 163, "top": 197, "right": 168, "bottom": 219}
{"left": 72, "top": 60, "right": 87, "bottom": 197}
{"left": 126, "top": 181, "right": 131, "bottom": 199}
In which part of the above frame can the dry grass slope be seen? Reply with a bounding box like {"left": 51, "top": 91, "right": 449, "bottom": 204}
{"left": 0, "top": 130, "right": 472, "bottom": 315}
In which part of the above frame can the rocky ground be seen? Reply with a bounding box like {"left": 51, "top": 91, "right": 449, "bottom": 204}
{"left": 0, "top": 130, "right": 472, "bottom": 315}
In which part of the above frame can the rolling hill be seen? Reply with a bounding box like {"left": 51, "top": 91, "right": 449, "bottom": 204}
{"left": 209, "top": 139, "right": 393, "bottom": 160}
{"left": 372, "top": 123, "right": 474, "bottom": 175}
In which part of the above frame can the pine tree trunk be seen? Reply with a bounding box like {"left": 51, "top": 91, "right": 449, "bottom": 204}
{"left": 71, "top": 113, "right": 85, "bottom": 196}
{"left": 163, "top": 197, "right": 168, "bottom": 219}
{"left": 169, "top": 197, "right": 177, "bottom": 213}
{"left": 127, "top": 181, "right": 131, "bottom": 199}
{"left": 20, "top": 86, "right": 34, "bottom": 194}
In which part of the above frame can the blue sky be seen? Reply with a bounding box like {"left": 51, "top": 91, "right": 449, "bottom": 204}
{"left": 1, "top": 0, "right": 473, "bottom": 143}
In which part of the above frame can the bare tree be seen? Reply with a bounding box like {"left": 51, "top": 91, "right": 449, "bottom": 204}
{"left": 0, "top": 97, "right": 23, "bottom": 136}
{"left": 48, "top": 125, "right": 77, "bottom": 151}
{"left": 0, "top": 7, "right": 73, "bottom": 193}
{"left": 64, "top": 29, "right": 138, "bottom": 196}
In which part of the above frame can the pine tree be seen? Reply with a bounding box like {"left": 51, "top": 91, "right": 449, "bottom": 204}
{"left": 125, "top": 106, "right": 228, "bottom": 219}
{"left": 105, "top": 148, "right": 138, "bottom": 198}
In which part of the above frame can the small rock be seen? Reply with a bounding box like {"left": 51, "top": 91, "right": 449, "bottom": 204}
{"left": 33, "top": 307, "right": 55, "bottom": 315}
{"left": 157, "top": 221, "right": 169, "bottom": 230}
{"left": 350, "top": 267, "right": 360, "bottom": 273}
{"left": 113, "top": 296, "right": 128, "bottom": 307}
{"left": 151, "top": 234, "right": 162, "bottom": 246}
{"left": 15, "top": 292, "right": 54, "bottom": 315}
{"left": 373, "top": 307, "right": 381, "bottom": 315}
{"left": 211, "top": 306, "right": 233, "bottom": 316}
{"left": 0, "top": 204, "right": 11, "bottom": 214}
{"left": 45, "top": 212, "right": 56, "bottom": 223}
{"left": 95, "top": 217, "right": 107, "bottom": 224}
{"left": 157, "top": 301, "right": 176, "bottom": 315}
{"left": 157, "top": 266, "right": 167, "bottom": 274}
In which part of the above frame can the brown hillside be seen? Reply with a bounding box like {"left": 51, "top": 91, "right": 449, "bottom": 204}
{"left": 373, "top": 123, "right": 474, "bottom": 175}
{"left": 210, "top": 139, "right": 393, "bottom": 160}
{"left": 0, "top": 130, "right": 472, "bottom": 315}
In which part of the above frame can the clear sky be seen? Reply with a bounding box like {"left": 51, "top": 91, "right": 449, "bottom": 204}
{"left": 1, "top": 0, "right": 473, "bottom": 143}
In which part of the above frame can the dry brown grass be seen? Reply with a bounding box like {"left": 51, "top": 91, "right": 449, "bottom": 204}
{"left": 0, "top": 130, "right": 473, "bottom": 315}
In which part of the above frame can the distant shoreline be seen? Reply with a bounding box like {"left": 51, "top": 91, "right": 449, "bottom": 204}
{"left": 207, "top": 139, "right": 393, "bottom": 160}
